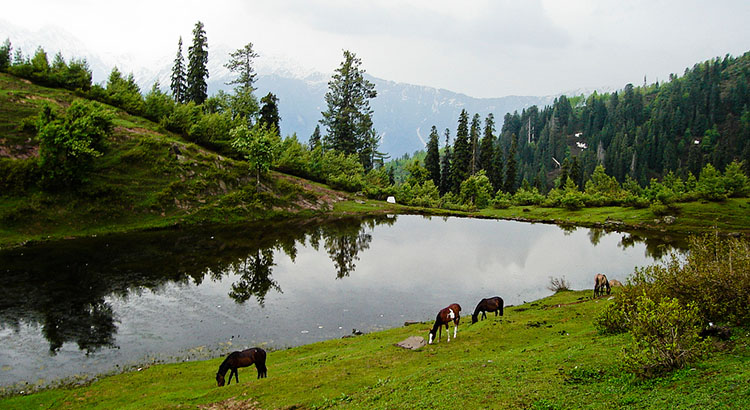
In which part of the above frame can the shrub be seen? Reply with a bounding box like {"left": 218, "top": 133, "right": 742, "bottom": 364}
{"left": 595, "top": 299, "right": 630, "bottom": 335}
{"left": 623, "top": 295, "right": 708, "bottom": 378}
{"left": 512, "top": 186, "right": 544, "bottom": 205}
{"left": 547, "top": 276, "right": 570, "bottom": 293}
{"left": 697, "top": 163, "right": 728, "bottom": 201}
{"left": 0, "top": 157, "right": 40, "bottom": 193}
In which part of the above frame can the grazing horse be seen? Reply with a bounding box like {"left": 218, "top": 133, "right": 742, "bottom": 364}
{"left": 609, "top": 279, "right": 623, "bottom": 288}
{"left": 471, "top": 296, "right": 504, "bottom": 323}
{"left": 593, "top": 273, "right": 611, "bottom": 298}
{"left": 216, "top": 348, "right": 267, "bottom": 387}
{"left": 428, "top": 303, "right": 462, "bottom": 344}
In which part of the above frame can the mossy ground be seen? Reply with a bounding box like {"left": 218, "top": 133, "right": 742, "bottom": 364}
{"left": 2, "top": 290, "right": 747, "bottom": 409}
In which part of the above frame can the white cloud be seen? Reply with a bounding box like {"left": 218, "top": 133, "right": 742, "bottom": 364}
{"left": 3, "top": 0, "right": 748, "bottom": 97}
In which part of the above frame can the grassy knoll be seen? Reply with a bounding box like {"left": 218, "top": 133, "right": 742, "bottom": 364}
{"left": 0, "top": 73, "right": 404, "bottom": 248}
{"left": 2, "top": 290, "right": 747, "bottom": 409}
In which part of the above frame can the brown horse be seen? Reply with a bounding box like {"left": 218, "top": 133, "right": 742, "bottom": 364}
{"left": 609, "top": 279, "right": 623, "bottom": 288}
{"left": 471, "top": 296, "right": 504, "bottom": 323}
{"left": 428, "top": 303, "right": 461, "bottom": 344}
{"left": 216, "top": 348, "right": 267, "bottom": 386}
{"left": 593, "top": 273, "right": 611, "bottom": 297}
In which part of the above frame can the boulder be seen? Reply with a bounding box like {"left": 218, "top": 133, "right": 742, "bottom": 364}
{"left": 395, "top": 336, "right": 426, "bottom": 350}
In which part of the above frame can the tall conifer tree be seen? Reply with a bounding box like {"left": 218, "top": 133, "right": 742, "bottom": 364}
{"left": 470, "top": 113, "right": 481, "bottom": 174}
{"left": 424, "top": 125, "right": 441, "bottom": 187}
{"left": 170, "top": 36, "right": 187, "bottom": 103}
{"left": 504, "top": 133, "right": 519, "bottom": 193}
{"left": 187, "top": 21, "right": 209, "bottom": 104}
{"left": 440, "top": 128, "right": 453, "bottom": 195}
{"left": 320, "top": 50, "right": 378, "bottom": 169}
{"left": 451, "top": 109, "right": 471, "bottom": 193}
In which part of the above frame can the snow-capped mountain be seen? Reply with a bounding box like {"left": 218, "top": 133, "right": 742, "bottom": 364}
{"left": 0, "top": 20, "right": 584, "bottom": 157}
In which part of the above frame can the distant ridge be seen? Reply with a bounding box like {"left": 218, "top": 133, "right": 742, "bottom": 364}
{"left": 0, "top": 20, "right": 601, "bottom": 157}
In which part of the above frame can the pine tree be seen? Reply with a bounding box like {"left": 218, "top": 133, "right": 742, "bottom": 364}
{"left": 310, "top": 124, "right": 321, "bottom": 148}
{"left": 170, "top": 37, "right": 187, "bottom": 103}
{"left": 225, "top": 42, "right": 258, "bottom": 92}
{"left": 0, "top": 38, "right": 10, "bottom": 72}
{"left": 504, "top": 133, "right": 518, "bottom": 193}
{"left": 424, "top": 125, "right": 441, "bottom": 187}
{"left": 320, "top": 50, "right": 378, "bottom": 169}
{"left": 451, "top": 110, "right": 471, "bottom": 193}
{"left": 470, "top": 113, "right": 481, "bottom": 174}
{"left": 186, "top": 21, "right": 209, "bottom": 104}
{"left": 259, "top": 92, "right": 280, "bottom": 133}
{"left": 440, "top": 128, "right": 453, "bottom": 195}
{"left": 479, "top": 113, "right": 495, "bottom": 173}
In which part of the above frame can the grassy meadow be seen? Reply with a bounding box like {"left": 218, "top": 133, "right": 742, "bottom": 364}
{"left": 1, "top": 290, "right": 747, "bottom": 409}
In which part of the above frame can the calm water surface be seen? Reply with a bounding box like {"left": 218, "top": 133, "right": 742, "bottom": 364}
{"left": 0, "top": 215, "right": 680, "bottom": 388}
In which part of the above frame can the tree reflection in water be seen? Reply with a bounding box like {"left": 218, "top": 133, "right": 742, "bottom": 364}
{"left": 0, "top": 216, "right": 388, "bottom": 353}
{"left": 228, "top": 249, "right": 281, "bottom": 306}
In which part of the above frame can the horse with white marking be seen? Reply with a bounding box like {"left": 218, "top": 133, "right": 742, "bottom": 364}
{"left": 428, "top": 303, "right": 462, "bottom": 344}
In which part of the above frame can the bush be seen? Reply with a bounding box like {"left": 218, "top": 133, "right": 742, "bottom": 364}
{"left": 595, "top": 299, "right": 630, "bottom": 335}
{"left": 0, "top": 157, "right": 40, "bottom": 193}
{"left": 623, "top": 295, "right": 708, "bottom": 378}
{"left": 512, "top": 186, "right": 544, "bottom": 205}
{"left": 547, "top": 276, "right": 570, "bottom": 293}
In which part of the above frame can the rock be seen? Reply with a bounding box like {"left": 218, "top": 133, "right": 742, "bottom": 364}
{"left": 386, "top": 196, "right": 396, "bottom": 204}
{"left": 395, "top": 336, "right": 426, "bottom": 350}
{"left": 663, "top": 215, "right": 676, "bottom": 224}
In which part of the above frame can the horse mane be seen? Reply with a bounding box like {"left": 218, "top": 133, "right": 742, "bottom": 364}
{"left": 217, "top": 352, "right": 237, "bottom": 376}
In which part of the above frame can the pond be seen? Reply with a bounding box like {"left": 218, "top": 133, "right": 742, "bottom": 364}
{"left": 0, "top": 215, "right": 682, "bottom": 388}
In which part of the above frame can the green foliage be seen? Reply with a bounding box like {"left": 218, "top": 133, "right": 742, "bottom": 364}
{"left": 559, "top": 178, "right": 584, "bottom": 210}
{"left": 0, "top": 38, "right": 10, "bottom": 71}
{"left": 163, "top": 102, "right": 202, "bottom": 135}
{"left": 320, "top": 50, "right": 377, "bottom": 170}
{"left": 259, "top": 92, "right": 280, "bottom": 132}
{"left": 697, "top": 163, "right": 727, "bottom": 201}
{"left": 458, "top": 170, "right": 493, "bottom": 208}
{"left": 490, "top": 191, "right": 512, "bottom": 209}
{"left": 512, "top": 186, "right": 544, "bottom": 206}
{"left": 188, "top": 111, "right": 236, "bottom": 153}
{"left": 187, "top": 21, "right": 209, "bottom": 104}
{"left": 143, "top": 83, "right": 175, "bottom": 123}
{"left": 723, "top": 160, "right": 749, "bottom": 197}
{"left": 170, "top": 36, "right": 187, "bottom": 103}
{"left": 395, "top": 179, "right": 439, "bottom": 207}
{"left": 36, "top": 100, "right": 113, "bottom": 188}
{"left": 231, "top": 122, "right": 278, "bottom": 186}
{"left": 320, "top": 150, "right": 366, "bottom": 192}
{"left": 623, "top": 295, "right": 708, "bottom": 378}
{"left": 105, "top": 67, "right": 144, "bottom": 115}
{"left": 225, "top": 43, "right": 259, "bottom": 92}
{"left": 0, "top": 157, "right": 40, "bottom": 193}
{"left": 404, "top": 159, "right": 429, "bottom": 186}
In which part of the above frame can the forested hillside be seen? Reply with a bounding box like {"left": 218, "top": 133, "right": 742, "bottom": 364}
{"left": 498, "top": 52, "right": 750, "bottom": 189}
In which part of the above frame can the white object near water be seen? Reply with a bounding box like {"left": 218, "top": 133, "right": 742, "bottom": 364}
{"left": 386, "top": 196, "right": 396, "bottom": 204}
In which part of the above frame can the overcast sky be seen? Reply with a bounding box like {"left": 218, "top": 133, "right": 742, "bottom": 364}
{"left": 5, "top": 0, "right": 750, "bottom": 97}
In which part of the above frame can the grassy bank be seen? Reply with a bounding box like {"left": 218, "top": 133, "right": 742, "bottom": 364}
{"left": 2, "top": 290, "right": 747, "bottom": 409}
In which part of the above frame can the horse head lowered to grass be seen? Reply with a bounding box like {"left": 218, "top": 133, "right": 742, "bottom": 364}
{"left": 216, "top": 347, "right": 267, "bottom": 387}
{"left": 429, "top": 303, "right": 461, "bottom": 344}
{"left": 593, "top": 273, "right": 611, "bottom": 298}
{"left": 471, "top": 296, "right": 504, "bottom": 323}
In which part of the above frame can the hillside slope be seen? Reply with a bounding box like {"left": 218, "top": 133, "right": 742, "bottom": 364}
{"left": 0, "top": 73, "right": 379, "bottom": 248}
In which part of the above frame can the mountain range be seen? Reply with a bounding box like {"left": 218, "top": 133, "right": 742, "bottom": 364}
{"left": 0, "top": 20, "right": 598, "bottom": 158}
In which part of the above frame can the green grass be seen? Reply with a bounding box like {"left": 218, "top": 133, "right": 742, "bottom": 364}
{"left": 2, "top": 290, "right": 747, "bottom": 409}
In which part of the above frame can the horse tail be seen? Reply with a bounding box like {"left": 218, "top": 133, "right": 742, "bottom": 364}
{"left": 255, "top": 349, "right": 267, "bottom": 378}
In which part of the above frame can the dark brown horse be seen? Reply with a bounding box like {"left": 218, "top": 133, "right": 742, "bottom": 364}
{"left": 216, "top": 347, "right": 267, "bottom": 386}
{"left": 593, "top": 273, "right": 611, "bottom": 298}
{"left": 471, "top": 296, "right": 504, "bottom": 323}
{"left": 428, "top": 303, "right": 461, "bottom": 344}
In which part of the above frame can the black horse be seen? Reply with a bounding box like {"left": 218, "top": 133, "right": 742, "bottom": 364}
{"left": 471, "top": 296, "right": 504, "bottom": 323}
{"left": 216, "top": 347, "right": 267, "bottom": 386}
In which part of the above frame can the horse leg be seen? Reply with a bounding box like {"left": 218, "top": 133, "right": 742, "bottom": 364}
{"left": 453, "top": 320, "right": 458, "bottom": 339}
{"left": 482, "top": 311, "right": 487, "bottom": 320}
{"left": 445, "top": 323, "right": 450, "bottom": 342}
